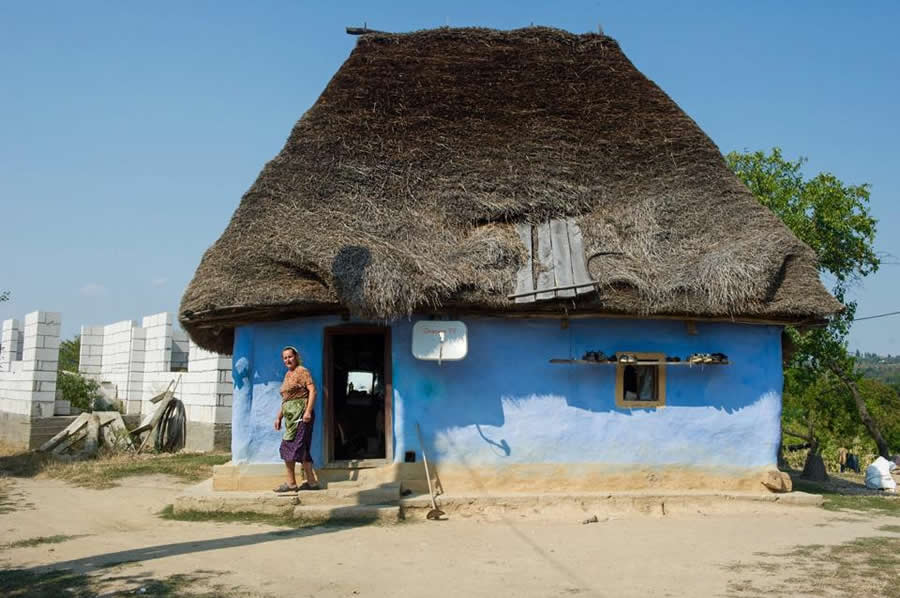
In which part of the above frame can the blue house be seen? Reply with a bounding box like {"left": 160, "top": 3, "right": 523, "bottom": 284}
{"left": 180, "top": 27, "right": 840, "bottom": 492}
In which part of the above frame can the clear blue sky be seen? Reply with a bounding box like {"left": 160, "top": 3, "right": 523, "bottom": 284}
{"left": 2, "top": 1, "right": 898, "bottom": 353}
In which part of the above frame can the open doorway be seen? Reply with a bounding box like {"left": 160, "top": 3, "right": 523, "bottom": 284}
{"left": 324, "top": 327, "right": 391, "bottom": 464}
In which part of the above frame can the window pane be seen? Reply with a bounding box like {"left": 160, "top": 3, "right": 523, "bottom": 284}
{"left": 636, "top": 366, "right": 657, "bottom": 401}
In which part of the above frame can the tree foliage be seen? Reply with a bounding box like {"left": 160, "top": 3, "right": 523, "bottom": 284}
{"left": 726, "top": 148, "right": 891, "bottom": 459}
{"left": 58, "top": 336, "right": 80, "bottom": 373}
{"left": 56, "top": 372, "right": 99, "bottom": 412}
{"left": 56, "top": 335, "right": 98, "bottom": 412}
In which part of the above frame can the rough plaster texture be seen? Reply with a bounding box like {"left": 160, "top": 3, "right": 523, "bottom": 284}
{"left": 230, "top": 316, "right": 783, "bottom": 490}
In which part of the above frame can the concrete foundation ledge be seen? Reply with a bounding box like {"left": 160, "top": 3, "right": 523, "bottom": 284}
{"left": 176, "top": 480, "right": 822, "bottom": 524}
{"left": 399, "top": 490, "right": 824, "bottom": 521}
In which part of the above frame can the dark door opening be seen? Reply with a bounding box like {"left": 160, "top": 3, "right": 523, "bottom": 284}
{"left": 325, "top": 330, "right": 389, "bottom": 462}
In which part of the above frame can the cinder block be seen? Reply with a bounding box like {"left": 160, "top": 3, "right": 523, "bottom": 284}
{"left": 214, "top": 407, "right": 232, "bottom": 424}
{"left": 36, "top": 323, "right": 61, "bottom": 337}
{"left": 39, "top": 312, "right": 62, "bottom": 325}
{"left": 42, "top": 336, "right": 61, "bottom": 350}
{"left": 33, "top": 348, "right": 59, "bottom": 362}
{"left": 29, "top": 370, "right": 57, "bottom": 382}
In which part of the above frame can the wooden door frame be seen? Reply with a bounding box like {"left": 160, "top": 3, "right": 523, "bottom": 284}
{"left": 321, "top": 325, "right": 393, "bottom": 467}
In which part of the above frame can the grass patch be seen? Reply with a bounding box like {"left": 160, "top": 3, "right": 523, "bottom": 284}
{"left": 792, "top": 479, "right": 900, "bottom": 516}
{"left": 2, "top": 534, "right": 85, "bottom": 549}
{"left": 725, "top": 535, "right": 900, "bottom": 597}
{"left": 0, "top": 449, "right": 230, "bottom": 489}
{"left": 0, "top": 567, "right": 255, "bottom": 597}
{"left": 158, "top": 504, "right": 390, "bottom": 529}
{"left": 877, "top": 524, "right": 900, "bottom": 533}
{"left": 44, "top": 452, "right": 231, "bottom": 489}
{"left": 0, "top": 478, "right": 32, "bottom": 515}
{"left": 158, "top": 504, "right": 302, "bottom": 528}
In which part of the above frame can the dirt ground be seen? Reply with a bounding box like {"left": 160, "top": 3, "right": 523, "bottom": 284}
{"left": 1, "top": 474, "right": 899, "bottom": 597}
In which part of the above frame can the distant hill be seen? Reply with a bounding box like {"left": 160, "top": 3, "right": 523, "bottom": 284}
{"left": 856, "top": 352, "right": 900, "bottom": 391}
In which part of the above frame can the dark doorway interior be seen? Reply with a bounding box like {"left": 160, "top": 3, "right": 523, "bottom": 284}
{"left": 330, "top": 333, "right": 387, "bottom": 460}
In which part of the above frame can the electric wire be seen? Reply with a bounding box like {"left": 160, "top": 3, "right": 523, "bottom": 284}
{"left": 853, "top": 310, "right": 900, "bottom": 322}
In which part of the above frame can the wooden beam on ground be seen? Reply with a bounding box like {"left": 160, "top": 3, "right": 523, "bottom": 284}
{"left": 38, "top": 413, "right": 88, "bottom": 452}
{"left": 53, "top": 426, "right": 88, "bottom": 455}
{"left": 149, "top": 379, "right": 175, "bottom": 404}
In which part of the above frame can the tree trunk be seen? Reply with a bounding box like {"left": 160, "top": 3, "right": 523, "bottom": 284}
{"left": 784, "top": 426, "right": 827, "bottom": 480}
{"left": 801, "top": 452, "right": 828, "bottom": 481}
{"left": 831, "top": 365, "right": 891, "bottom": 458}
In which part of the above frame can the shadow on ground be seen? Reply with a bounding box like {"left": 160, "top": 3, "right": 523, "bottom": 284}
{"left": 0, "top": 566, "right": 252, "bottom": 597}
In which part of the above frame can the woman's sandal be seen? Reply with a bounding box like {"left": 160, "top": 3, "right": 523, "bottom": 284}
{"left": 273, "top": 483, "right": 299, "bottom": 493}
{"left": 297, "top": 482, "right": 320, "bottom": 491}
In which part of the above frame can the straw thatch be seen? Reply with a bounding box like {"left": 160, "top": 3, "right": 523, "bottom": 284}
{"left": 180, "top": 27, "right": 841, "bottom": 354}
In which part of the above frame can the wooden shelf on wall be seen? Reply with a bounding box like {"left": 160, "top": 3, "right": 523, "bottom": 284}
{"left": 549, "top": 359, "right": 729, "bottom": 366}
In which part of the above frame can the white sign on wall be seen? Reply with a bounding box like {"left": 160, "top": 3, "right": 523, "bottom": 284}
{"left": 412, "top": 321, "right": 468, "bottom": 362}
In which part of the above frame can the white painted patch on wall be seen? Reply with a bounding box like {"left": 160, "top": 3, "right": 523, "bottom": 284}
{"left": 434, "top": 391, "right": 781, "bottom": 469}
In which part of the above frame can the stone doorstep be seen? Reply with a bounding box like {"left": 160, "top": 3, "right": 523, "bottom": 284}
{"left": 183, "top": 478, "right": 400, "bottom": 499}
{"left": 212, "top": 462, "right": 396, "bottom": 492}
{"left": 174, "top": 479, "right": 402, "bottom": 523}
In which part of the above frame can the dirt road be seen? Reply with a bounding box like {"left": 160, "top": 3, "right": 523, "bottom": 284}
{"left": 1, "top": 475, "right": 898, "bottom": 597}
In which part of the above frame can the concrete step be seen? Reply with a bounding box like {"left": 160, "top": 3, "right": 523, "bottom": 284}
{"left": 174, "top": 480, "right": 403, "bottom": 518}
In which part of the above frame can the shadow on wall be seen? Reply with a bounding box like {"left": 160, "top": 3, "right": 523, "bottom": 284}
{"left": 332, "top": 246, "right": 371, "bottom": 315}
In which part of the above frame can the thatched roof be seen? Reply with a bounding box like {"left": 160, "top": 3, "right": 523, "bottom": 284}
{"left": 180, "top": 27, "right": 841, "bottom": 354}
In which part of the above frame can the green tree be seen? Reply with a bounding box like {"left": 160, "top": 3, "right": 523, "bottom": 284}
{"left": 56, "top": 372, "right": 99, "bottom": 412}
{"left": 56, "top": 335, "right": 99, "bottom": 411}
{"left": 58, "top": 335, "right": 81, "bottom": 372}
{"left": 0, "top": 290, "right": 8, "bottom": 302}
{"left": 726, "top": 148, "right": 889, "bottom": 466}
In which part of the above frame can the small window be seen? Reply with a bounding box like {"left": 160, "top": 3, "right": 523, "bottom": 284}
{"left": 347, "top": 371, "right": 374, "bottom": 395}
{"left": 615, "top": 352, "right": 666, "bottom": 408}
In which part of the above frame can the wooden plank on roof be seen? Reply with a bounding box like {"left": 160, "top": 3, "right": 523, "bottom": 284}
{"left": 514, "top": 223, "right": 536, "bottom": 303}
{"left": 567, "top": 219, "right": 593, "bottom": 296}
{"left": 535, "top": 222, "right": 555, "bottom": 301}
{"left": 550, "top": 219, "right": 576, "bottom": 298}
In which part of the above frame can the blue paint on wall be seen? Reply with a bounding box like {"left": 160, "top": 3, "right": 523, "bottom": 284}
{"left": 231, "top": 316, "right": 334, "bottom": 464}
{"left": 231, "top": 316, "right": 783, "bottom": 471}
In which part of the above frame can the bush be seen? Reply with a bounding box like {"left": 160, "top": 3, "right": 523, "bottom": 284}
{"left": 56, "top": 372, "right": 100, "bottom": 412}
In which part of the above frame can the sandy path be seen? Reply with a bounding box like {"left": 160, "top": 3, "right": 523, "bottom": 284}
{"left": 0, "top": 475, "right": 896, "bottom": 597}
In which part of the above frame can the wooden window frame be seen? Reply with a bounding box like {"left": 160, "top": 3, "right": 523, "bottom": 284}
{"left": 615, "top": 352, "right": 666, "bottom": 409}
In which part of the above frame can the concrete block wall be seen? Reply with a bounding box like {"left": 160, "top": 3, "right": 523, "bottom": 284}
{"left": 1, "top": 319, "right": 22, "bottom": 372}
{"left": 78, "top": 312, "right": 232, "bottom": 451}
{"left": 0, "top": 311, "right": 61, "bottom": 448}
{"left": 1, "top": 309, "right": 232, "bottom": 451}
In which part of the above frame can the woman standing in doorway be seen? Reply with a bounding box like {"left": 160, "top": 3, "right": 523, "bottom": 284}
{"left": 273, "top": 346, "right": 320, "bottom": 492}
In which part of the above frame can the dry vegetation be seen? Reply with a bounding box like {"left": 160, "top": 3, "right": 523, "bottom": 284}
{"left": 724, "top": 534, "right": 900, "bottom": 598}
{"left": 0, "top": 447, "right": 229, "bottom": 490}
